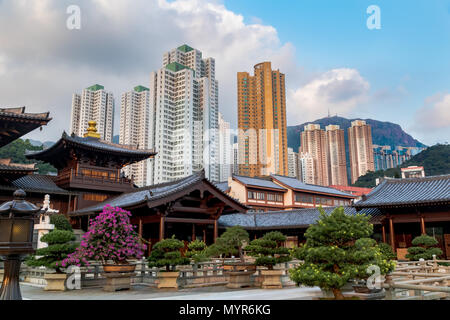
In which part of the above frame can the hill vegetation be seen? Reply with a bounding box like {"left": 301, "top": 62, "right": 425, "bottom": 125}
{"left": 0, "top": 139, "right": 57, "bottom": 174}
{"left": 353, "top": 144, "right": 450, "bottom": 188}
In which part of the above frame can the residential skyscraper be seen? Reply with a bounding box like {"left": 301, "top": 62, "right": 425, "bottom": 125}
{"left": 218, "top": 113, "right": 232, "bottom": 182}
{"left": 348, "top": 120, "right": 375, "bottom": 184}
{"left": 237, "top": 62, "right": 288, "bottom": 177}
{"left": 232, "top": 143, "right": 239, "bottom": 175}
{"left": 149, "top": 44, "right": 219, "bottom": 184}
{"left": 300, "top": 124, "right": 329, "bottom": 186}
{"left": 119, "top": 86, "right": 151, "bottom": 187}
{"left": 325, "top": 125, "right": 348, "bottom": 186}
{"left": 298, "top": 152, "right": 315, "bottom": 184}
{"left": 70, "top": 84, "right": 114, "bottom": 141}
{"left": 287, "top": 147, "right": 299, "bottom": 178}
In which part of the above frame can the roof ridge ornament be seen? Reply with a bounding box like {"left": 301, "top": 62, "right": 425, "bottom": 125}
{"left": 84, "top": 120, "right": 101, "bottom": 139}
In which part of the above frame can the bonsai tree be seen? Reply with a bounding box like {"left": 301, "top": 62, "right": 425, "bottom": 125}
{"left": 205, "top": 226, "right": 249, "bottom": 262}
{"left": 245, "top": 231, "right": 291, "bottom": 269}
{"left": 289, "top": 206, "right": 395, "bottom": 300}
{"left": 26, "top": 215, "right": 77, "bottom": 273}
{"left": 147, "top": 236, "right": 190, "bottom": 271}
{"left": 185, "top": 240, "right": 208, "bottom": 263}
{"left": 61, "top": 205, "right": 146, "bottom": 267}
{"left": 406, "top": 235, "right": 443, "bottom": 260}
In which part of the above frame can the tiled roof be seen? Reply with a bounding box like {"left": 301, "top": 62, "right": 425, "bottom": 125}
{"left": 0, "top": 175, "right": 74, "bottom": 195}
{"left": 233, "top": 175, "right": 287, "bottom": 191}
{"left": 271, "top": 175, "right": 354, "bottom": 198}
{"left": 218, "top": 206, "right": 382, "bottom": 229}
{"left": 0, "top": 163, "right": 36, "bottom": 172}
{"left": 214, "top": 181, "right": 230, "bottom": 193}
{"left": 354, "top": 175, "right": 450, "bottom": 208}
{"left": 26, "top": 132, "right": 156, "bottom": 158}
{"left": 70, "top": 171, "right": 248, "bottom": 216}
{"left": 0, "top": 107, "right": 51, "bottom": 121}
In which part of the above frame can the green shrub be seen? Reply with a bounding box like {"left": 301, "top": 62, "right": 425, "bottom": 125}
{"left": 185, "top": 240, "right": 208, "bottom": 263}
{"left": 50, "top": 214, "right": 73, "bottom": 231}
{"left": 205, "top": 226, "right": 249, "bottom": 262}
{"left": 245, "top": 231, "right": 291, "bottom": 269}
{"left": 406, "top": 235, "right": 443, "bottom": 260}
{"left": 288, "top": 207, "right": 395, "bottom": 300}
{"left": 147, "top": 236, "right": 190, "bottom": 271}
{"left": 378, "top": 242, "right": 397, "bottom": 260}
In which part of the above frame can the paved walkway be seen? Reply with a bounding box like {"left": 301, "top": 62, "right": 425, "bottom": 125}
{"left": 20, "top": 283, "right": 321, "bottom": 300}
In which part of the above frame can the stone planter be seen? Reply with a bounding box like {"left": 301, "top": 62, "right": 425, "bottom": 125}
{"left": 260, "top": 270, "right": 284, "bottom": 289}
{"left": 223, "top": 262, "right": 256, "bottom": 289}
{"left": 157, "top": 271, "right": 180, "bottom": 290}
{"left": 44, "top": 273, "right": 67, "bottom": 291}
{"left": 102, "top": 264, "right": 136, "bottom": 292}
{"left": 352, "top": 284, "right": 382, "bottom": 294}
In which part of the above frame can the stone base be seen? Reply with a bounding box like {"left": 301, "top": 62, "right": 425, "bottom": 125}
{"left": 44, "top": 273, "right": 67, "bottom": 291}
{"left": 103, "top": 272, "right": 134, "bottom": 292}
{"left": 157, "top": 272, "right": 179, "bottom": 290}
{"left": 226, "top": 271, "right": 255, "bottom": 289}
{"left": 261, "top": 270, "right": 283, "bottom": 289}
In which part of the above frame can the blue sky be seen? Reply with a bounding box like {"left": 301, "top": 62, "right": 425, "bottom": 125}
{"left": 0, "top": 0, "right": 448, "bottom": 146}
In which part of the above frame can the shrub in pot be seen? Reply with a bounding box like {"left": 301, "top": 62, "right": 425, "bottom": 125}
{"left": 245, "top": 231, "right": 291, "bottom": 289}
{"left": 26, "top": 215, "right": 77, "bottom": 291}
{"left": 185, "top": 240, "right": 208, "bottom": 264}
{"left": 289, "top": 206, "right": 391, "bottom": 300}
{"left": 205, "top": 226, "right": 255, "bottom": 288}
{"left": 61, "top": 205, "right": 147, "bottom": 291}
{"left": 147, "top": 236, "right": 190, "bottom": 289}
{"left": 406, "top": 235, "right": 443, "bottom": 261}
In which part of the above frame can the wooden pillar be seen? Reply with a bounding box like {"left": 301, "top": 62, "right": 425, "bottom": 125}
{"left": 159, "top": 216, "right": 165, "bottom": 241}
{"left": 192, "top": 224, "right": 196, "bottom": 241}
{"left": 389, "top": 217, "right": 395, "bottom": 251}
{"left": 420, "top": 216, "right": 426, "bottom": 235}
{"left": 138, "top": 218, "right": 143, "bottom": 240}
{"left": 203, "top": 229, "right": 206, "bottom": 243}
{"left": 382, "top": 224, "right": 387, "bottom": 243}
{"left": 213, "top": 220, "right": 218, "bottom": 242}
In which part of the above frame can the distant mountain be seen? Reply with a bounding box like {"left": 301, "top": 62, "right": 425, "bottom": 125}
{"left": 287, "top": 116, "right": 427, "bottom": 152}
{"left": 28, "top": 139, "right": 55, "bottom": 149}
{"left": 353, "top": 144, "right": 450, "bottom": 187}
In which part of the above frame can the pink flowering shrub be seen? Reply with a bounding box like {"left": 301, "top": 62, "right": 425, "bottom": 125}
{"left": 58, "top": 205, "right": 147, "bottom": 267}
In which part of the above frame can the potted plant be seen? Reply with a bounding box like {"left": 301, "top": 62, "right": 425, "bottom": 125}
{"left": 406, "top": 235, "right": 443, "bottom": 261}
{"left": 61, "top": 205, "right": 146, "bottom": 291}
{"left": 245, "top": 231, "right": 291, "bottom": 289}
{"left": 206, "top": 226, "right": 255, "bottom": 288}
{"left": 289, "top": 206, "right": 390, "bottom": 300}
{"left": 26, "top": 215, "right": 77, "bottom": 291}
{"left": 147, "top": 236, "right": 190, "bottom": 290}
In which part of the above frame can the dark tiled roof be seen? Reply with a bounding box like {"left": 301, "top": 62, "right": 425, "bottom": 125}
{"left": 218, "top": 206, "right": 382, "bottom": 229}
{"left": 214, "top": 181, "right": 230, "bottom": 193}
{"left": 70, "top": 171, "right": 248, "bottom": 216}
{"left": 354, "top": 175, "right": 450, "bottom": 208}
{"left": 271, "top": 174, "right": 354, "bottom": 198}
{"left": 0, "top": 107, "right": 51, "bottom": 121}
{"left": 26, "top": 131, "right": 156, "bottom": 159}
{"left": 0, "top": 163, "right": 36, "bottom": 172}
{"left": 0, "top": 175, "right": 74, "bottom": 195}
{"left": 233, "top": 175, "right": 287, "bottom": 191}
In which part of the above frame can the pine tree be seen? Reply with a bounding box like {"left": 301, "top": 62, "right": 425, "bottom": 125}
{"left": 245, "top": 231, "right": 291, "bottom": 269}
{"left": 406, "top": 235, "right": 443, "bottom": 260}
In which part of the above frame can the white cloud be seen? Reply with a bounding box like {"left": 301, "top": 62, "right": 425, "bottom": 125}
{"left": 287, "top": 68, "right": 370, "bottom": 125}
{"left": 0, "top": 0, "right": 297, "bottom": 141}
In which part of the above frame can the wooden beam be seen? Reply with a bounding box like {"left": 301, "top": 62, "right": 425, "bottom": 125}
{"left": 420, "top": 216, "right": 426, "bottom": 235}
{"left": 159, "top": 216, "right": 165, "bottom": 241}
{"left": 165, "top": 217, "right": 215, "bottom": 224}
{"left": 214, "top": 219, "right": 218, "bottom": 242}
{"left": 171, "top": 206, "right": 217, "bottom": 214}
{"left": 382, "top": 224, "right": 386, "bottom": 243}
{"left": 139, "top": 217, "right": 143, "bottom": 240}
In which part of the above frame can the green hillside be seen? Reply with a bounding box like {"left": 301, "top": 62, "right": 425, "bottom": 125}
{"left": 0, "top": 139, "right": 57, "bottom": 174}
{"left": 353, "top": 144, "right": 450, "bottom": 188}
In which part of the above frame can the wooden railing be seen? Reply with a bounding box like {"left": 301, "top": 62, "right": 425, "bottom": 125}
{"left": 383, "top": 257, "right": 450, "bottom": 300}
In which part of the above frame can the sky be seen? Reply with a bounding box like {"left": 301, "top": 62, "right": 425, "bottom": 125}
{"left": 0, "top": 0, "right": 448, "bottom": 146}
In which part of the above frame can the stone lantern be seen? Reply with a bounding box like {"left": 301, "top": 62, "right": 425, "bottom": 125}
{"left": 34, "top": 195, "right": 57, "bottom": 250}
{"left": 0, "top": 190, "right": 41, "bottom": 300}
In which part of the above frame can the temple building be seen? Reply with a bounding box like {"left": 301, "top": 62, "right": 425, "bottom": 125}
{"left": 224, "top": 174, "right": 355, "bottom": 212}
{"left": 354, "top": 174, "right": 450, "bottom": 259}
{"left": 68, "top": 170, "right": 248, "bottom": 246}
